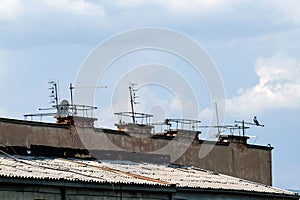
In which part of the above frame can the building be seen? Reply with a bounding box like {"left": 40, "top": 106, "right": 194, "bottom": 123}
{"left": 0, "top": 153, "right": 297, "bottom": 200}
{"left": 0, "top": 117, "right": 272, "bottom": 185}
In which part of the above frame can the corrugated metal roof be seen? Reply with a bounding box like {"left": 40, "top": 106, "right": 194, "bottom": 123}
{"left": 0, "top": 154, "right": 296, "bottom": 196}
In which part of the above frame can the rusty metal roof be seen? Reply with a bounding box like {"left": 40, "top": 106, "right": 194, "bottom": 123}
{"left": 0, "top": 154, "right": 296, "bottom": 196}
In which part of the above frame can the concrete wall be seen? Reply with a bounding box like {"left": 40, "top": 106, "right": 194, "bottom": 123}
{"left": 99, "top": 129, "right": 272, "bottom": 185}
{"left": 174, "top": 141, "right": 272, "bottom": 186}
{"left": 0, "top": 182, "right": 297, "bottom": 200}
{"left": 0, "top": 118, "right": 82, "bottom": 148}
{"left": 0, "top": 118, "right": 272, "bottom": 185}
{"left": 173, "top": 191, "right": 296, "bottom": 200}
{"left": 0, "top": 184, "right": 62, "bottom": 200}
{"left": 0, "top": 183, "right": 170, "bottom": 200}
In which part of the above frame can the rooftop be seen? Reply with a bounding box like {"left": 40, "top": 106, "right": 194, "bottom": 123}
{"left": 0, "top": 153, "right": 296, "bottom": 197}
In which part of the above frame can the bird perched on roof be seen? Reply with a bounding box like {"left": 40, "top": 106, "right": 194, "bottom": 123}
{"left": 253, "top": 116, "right": 260, "bottom": 126}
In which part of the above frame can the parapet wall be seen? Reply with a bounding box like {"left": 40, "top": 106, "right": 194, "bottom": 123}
{"left": 0, "top": 117, "right": 272, "bottom": 185}
{"left": 100, "top": 129, "right": 272, "bottom": 185}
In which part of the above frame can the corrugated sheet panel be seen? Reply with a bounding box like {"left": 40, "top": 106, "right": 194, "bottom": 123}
{"left": 0, "top": 154, "right": 295, "bottom": 196}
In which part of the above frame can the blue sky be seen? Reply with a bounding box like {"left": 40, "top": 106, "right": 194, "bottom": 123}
{"left": 1, "top": 0, "right": 300, "bottom": 189}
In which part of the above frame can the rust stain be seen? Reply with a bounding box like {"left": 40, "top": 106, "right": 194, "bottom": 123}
{"left": 61, "top": 158, "right": 171, "bottom": 185}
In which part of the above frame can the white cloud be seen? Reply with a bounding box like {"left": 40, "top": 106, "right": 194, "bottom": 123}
{"left": 226, "top": 53, "right": 300, "bottom": 117}
{"left": 0, "top": 0, "right": 106, "bottom": 19}
{"left": 0, "top": 107, "right": 6, "bottom": 117}
{"left": 0, "top": 49, "right": 8, "bottom": 82}
{"left": 45, "top": 0, "right": 105, "bottom": 16}
{"left": 115, "top": 0, "right": 237, "bottom": 15}
{"left": 198, "top": 107, "right": 211, "bottom": 121}
{"left": 153, "top": 0, "right": 230, "bottom": 14}
{"left": 266, "top": 0, "right": 300, "bottom": 25}
{"left": 0, "top": 49, "right": 8, "bottom": 118}
{"left": 0, "top": 0, "right": 22, "bottom": 20}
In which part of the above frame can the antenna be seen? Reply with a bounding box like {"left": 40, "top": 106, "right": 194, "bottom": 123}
{"left": 234, "top": 117, "right": 265, "bottom": 137}
{"left": 69, "top": 83, "right": 74, "bottom": 113}
{"left": 25, "top": 81, "right": 99, "bottom": 123}
{"left": 129, "top": 83, "right": 139, "bottom": 123}
{"left": 49, "top": 80, "right": 59, "bottom": 109}
{"left": 215, "top": 102, "right": 221, "bottom": 136}
{"left": 69, "top": 83, "right": 107, "bottom": 114}
{"left": 114, "top": 82, "right": 153, "bottom": 129}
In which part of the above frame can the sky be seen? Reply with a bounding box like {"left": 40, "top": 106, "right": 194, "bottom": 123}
{"left": 0, "top": 0, "right": 300, "bottom": 189}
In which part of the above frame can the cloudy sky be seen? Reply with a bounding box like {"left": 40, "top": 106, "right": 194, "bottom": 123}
{"left": 1, "top": 0, "right": 300, "bottom": 189}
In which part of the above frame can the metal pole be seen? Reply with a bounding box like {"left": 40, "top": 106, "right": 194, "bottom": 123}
{"left": 242, "top": 120, "right": 245, "bottom": 137}
{"left": 69, "top": 83, "right": 74, "bottom": 114}
{"left": 215, "top": 102, "right": 220, "bottom": 135}
{"left": 54, "top": 83, "right": 59, "bottom": 109}
{"left": 129, "top": 84, "right": 135, "bottom": 123}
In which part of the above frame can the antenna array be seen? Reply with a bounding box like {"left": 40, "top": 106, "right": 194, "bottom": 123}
{"left": 48, "top": 80, "right": 59, "bottom": 108}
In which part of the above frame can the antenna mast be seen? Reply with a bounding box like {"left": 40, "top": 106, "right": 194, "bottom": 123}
{"left": 69, "top": 83, "right": 107, "bottom": 115}
{"left": 215, "top": 102, "right": 220, "bottom": 135}
{"left": 129, "top": 83, "right": 136, "bottom": 123}
{"left": 234, "top": 118, "right": 265, "bottom": 137}
{"left": 69, "top": 83, "right": 74, "bottom": 113}
{"left": 49, "top": 80, "right": 59, "bottom": 109}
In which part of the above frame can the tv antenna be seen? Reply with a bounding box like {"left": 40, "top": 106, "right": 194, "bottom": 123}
{"left": 49, "top": 80, "right": 59, "bottom": 108}
{"left": 24, "top": 81, "right": 102, "bottom": 122}
{"left": 215, "top": 102, "right": 221, "bottom": 136}
{"left": 129, "top": 83, "right": 140, "bottom": 123}
{"left": 114, "top": 82, "right": 153, "bottom": 126}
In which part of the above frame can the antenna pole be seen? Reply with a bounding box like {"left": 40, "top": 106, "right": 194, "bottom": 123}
{"left": 129, "top": 84, "right": 136, "bottom": 123}
{"left": 69, "top": 83, "right": 74, "bottom": 114}
{"left": 54, "top": 83, "right": 59, "bottom": 109}
{"left": 242, "top": 120, "right": 245, "bottom": 137}
{"left": 215, "top": 102, "right": 220, "bottom": 135}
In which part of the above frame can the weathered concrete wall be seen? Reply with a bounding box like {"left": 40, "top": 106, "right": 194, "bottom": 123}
{"left": 0, "top": 183, "right": 171, "bottom": 200}
{"left": 99, "top": 129, "right": 272, "bottom": 185}
{"left": 66, "top": 187, "right": 170, "bottom": 200}
{"left": 0, "top": 182, "right": 297, "bottom": 200}
{"left": 173, "top": 191, "right": 296, "bottom": 200}
{"left": 0, "top": 184, "right": 61, "bottom": 200}
{"left": 0, "top": 118, "right": 85, "bottom": 148}
{"left": 0, "top": 117, "right": 272, "bottom": 185}
{"left": 175, "top": 142, "right": 272, "bottom": 186}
